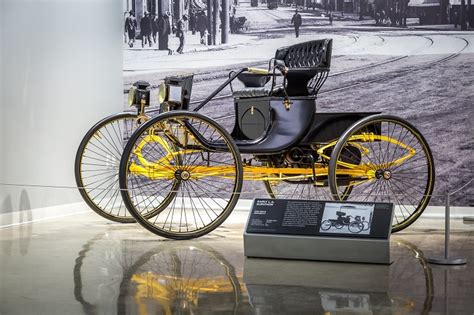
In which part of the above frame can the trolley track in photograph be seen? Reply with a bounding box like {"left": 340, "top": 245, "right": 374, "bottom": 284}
{"left": 166, "top": 35, "right": 468, "bottom": 123}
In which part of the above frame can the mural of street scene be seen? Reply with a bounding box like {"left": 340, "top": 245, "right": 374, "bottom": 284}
{"left": 122, "top": 0, "right": 474, "bottom": 206}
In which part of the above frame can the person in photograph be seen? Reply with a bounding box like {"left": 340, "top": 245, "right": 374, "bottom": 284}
{"left": 176, "top": 15, "right": 188, "bottom": 54}
{"left": 291, "top": 9, "right": 302, "bottom": 38}
{"left": 158, "top": 12, "right": 172, "bottom": 52}
{"left": 189, "top": 9, "right": 197, "bottom": 35}
{"left": 123, "top": 11, "right": 128, "bottom": 43}
{"left": 197, "top": 11, "right": 208, "bottom": 44}
{"left": 140, "top": 12, "right": 153, "bottom": 47}
{"left": 151, "top": 13, "right": 159, "bottom": 44}
{"left": 125, "top": 10, "right": 137, "bottom": 47}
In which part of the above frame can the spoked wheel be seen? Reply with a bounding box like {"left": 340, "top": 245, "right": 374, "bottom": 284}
{"left": 75, "top": 113, "right": 140, "bottom": 223}
{"left": 117, "top": 243, "right": 243, "bottom": 313}
{"left": 329, "top": 114, "right": 435, "bottom": 232}
{"left": 75, "top": 113, "right": 176, "bottom": 223}
{"left": 348, "top": 221, "right": 363, "bottom": 233}
{"left": 320, "top": 220, "right": 332, "bottom": 231}
{"left": 119, "top": 111, "right": 243, "bottom": 239}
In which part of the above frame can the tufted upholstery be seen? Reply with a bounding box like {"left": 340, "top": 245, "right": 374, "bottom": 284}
{"left": 232, "top": 87, "right": 270, "bottom": 99}
{"left": 275, "top": 39, "right": 332, "bottom": 70}
{"left": 233, "top": 39, "right": 332, "bottom": 98}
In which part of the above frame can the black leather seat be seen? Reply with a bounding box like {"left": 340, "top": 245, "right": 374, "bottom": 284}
{"left": 233, "top": 39, "right": 333, "bottom": 99}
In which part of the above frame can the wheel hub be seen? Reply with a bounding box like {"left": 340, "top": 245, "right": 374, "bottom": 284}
{"left": 375, "top": 169, "right": 392, "bottom": 180}
{"left": 175, "top": 169, "right": 191, "bottom": 181}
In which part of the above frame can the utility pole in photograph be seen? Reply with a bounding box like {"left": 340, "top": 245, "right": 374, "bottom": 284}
{"left": 403, "top": 0, "right": 408, "bottom": 26}
{"left": 213, "top": 0, "right": 219, "bottom": 44}
{"left": 207, "top": 0, "right": 214, "bottom": 44}
{"left": 221, "top": 0, "right": 230, "bottom": 43}
{"left": 461, "top": 0, "right": 467, "bottom": 29}
{"left": 468, "top": 0, "right": 472, "bottom": 28}
{"left": 440, "top": 0, "right": 448, "bottom": 23}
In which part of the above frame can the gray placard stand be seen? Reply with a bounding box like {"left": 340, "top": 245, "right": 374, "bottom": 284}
{"left": 243, "top": 258, "right": 390, "bottom": 292}
{"left": 244, "top": 199, "right": 393, "bottom": 265}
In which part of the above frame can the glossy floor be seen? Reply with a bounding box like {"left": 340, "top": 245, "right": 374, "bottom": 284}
{"left": 0, "top": 211, "right": 473, "bottom": 314}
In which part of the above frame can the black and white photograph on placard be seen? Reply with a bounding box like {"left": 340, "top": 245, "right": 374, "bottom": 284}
{"left": 319, "top": 202, "right": 374, "bottom": 234}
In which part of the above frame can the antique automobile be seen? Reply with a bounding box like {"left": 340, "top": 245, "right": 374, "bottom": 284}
{"left": 75, "top": 39, "right": 435, "bottom": 239}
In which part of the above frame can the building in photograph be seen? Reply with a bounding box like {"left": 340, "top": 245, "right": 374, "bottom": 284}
{"left": 407, "top": 0, "right": 442, "bottom": 24}
{"left": 448, "top": 0, "right": 473, "bottom": 27}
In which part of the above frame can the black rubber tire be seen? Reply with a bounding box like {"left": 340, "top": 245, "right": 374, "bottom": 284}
{"left": 119, "top": 111, "right": 243, "bottom": 239}
{"left": 328, "top": 114, "right": 435, "bottom": 233}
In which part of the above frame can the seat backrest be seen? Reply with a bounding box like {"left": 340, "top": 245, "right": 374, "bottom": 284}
{"left": 273, "top": 39, "right": 333, "bottom": 96}
{"left": 274, "top": 39, "right": 332, "bottom": 70}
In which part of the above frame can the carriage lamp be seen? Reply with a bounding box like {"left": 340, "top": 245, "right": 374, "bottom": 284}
{"left": 128, "top": 80, "right": 151, "bottom": 108}
{"left": 158, "top": 82, "right": 167, "bottom": 104}
{"left": 158, "top": 74, "right": 194, "bottom": 112}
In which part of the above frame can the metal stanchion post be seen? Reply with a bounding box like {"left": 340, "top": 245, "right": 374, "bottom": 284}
{"left": 428, "top": 193, "right": 467, "bottom": 265}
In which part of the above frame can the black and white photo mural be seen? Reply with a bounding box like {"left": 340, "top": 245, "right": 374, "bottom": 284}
{"left": 121, "top": 0, "right": 474, "bottom": 210}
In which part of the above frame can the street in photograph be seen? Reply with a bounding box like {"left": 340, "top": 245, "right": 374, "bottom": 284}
{"left": 122, "top": 0, "right": 474, "bottom": 205}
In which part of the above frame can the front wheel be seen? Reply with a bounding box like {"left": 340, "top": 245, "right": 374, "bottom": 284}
{"left": 329, "top": 114, "right": 435, "bottom": 233}
{"left": 119, "top": 111, "right": 243, "bottom": 239}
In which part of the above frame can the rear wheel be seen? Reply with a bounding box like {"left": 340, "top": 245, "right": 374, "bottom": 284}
{"left": 75, "top": 113, "right": 178, "bottom": 223}
{"left": 119, "top": 111, "right": 243, "bottom": 239}
{"left": 75, "top": 113, "right": 139, "bottom": 223}
{"left": 329, "top": 114, "right": 435, "bottom": 232}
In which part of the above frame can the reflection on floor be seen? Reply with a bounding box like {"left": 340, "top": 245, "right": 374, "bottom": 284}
{"left": 0, "top": 210, "right": 473, "bottom": 314}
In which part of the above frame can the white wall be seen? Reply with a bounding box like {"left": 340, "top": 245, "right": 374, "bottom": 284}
{"left": 0, "top": 0, "right": 5, "bottom": 185}
{"left": 0, "top": 0, "right": 123, "bottom": 214}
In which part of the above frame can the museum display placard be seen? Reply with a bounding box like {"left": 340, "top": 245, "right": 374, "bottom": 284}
{"left": 244, "top": 198, "right": 393, "bottom": 264}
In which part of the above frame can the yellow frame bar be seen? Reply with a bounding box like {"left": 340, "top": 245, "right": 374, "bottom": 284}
{"left": 128, "top": 132, "right": 416, "bottom": 183}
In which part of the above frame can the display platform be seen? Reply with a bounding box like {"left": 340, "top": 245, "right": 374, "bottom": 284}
{"left": 243, "top": 258, "right": 390, "bottom": 292}
{"left": 244, "top": 198, "right": 394, "bottom": 264}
